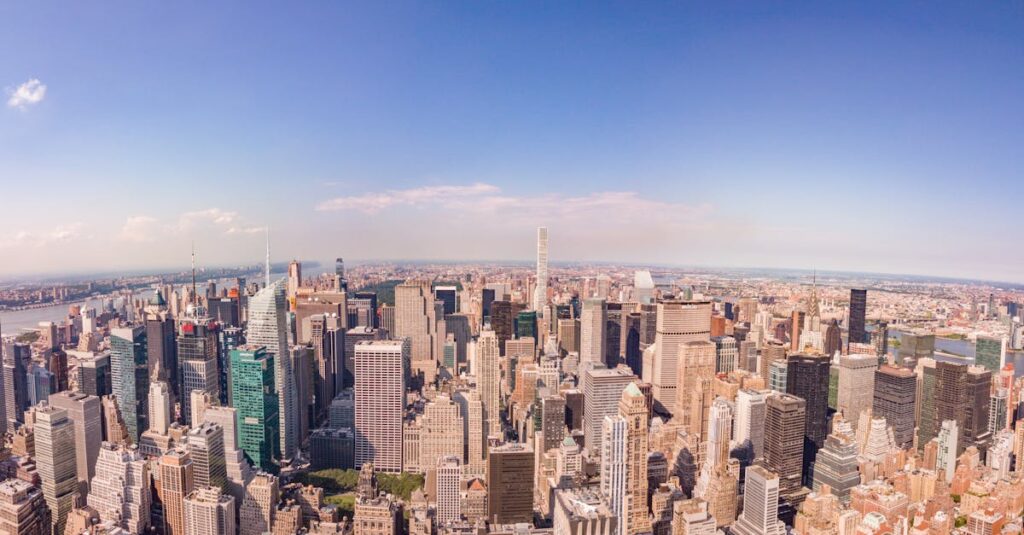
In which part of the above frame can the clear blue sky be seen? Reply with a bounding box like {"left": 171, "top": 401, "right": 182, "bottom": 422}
{"left": 1, "top": 2, "right": 1022, "bottom": 281}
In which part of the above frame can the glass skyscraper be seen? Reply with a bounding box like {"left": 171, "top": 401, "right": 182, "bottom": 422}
{"left": 110, "top": 326, "right": 149, "bottom": 442}
{"left": 230, "top": 345, "right": 279, "bottom": 471}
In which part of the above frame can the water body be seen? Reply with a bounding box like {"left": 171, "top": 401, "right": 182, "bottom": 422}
{"left": 897, "top": 331, "right": 1024, "bottom": 377}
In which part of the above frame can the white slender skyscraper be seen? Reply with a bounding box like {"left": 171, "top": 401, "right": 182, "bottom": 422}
{"left": 534, "top": 226, "right": 548, "bottom": 312}
{"left": 246, "top": 278, "right": 297, "bottom": 461}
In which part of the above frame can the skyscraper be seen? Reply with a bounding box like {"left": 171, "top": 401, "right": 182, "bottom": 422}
{"left": 3, "top": 342, "right": 31, "bottom": 429}
{"left": 110, "top": 326, "right": 149, "bottom": 442}
{"left": 187, "top": 422, "right": 227, "bottom": 492}
{"left": 975, "top": 335, "right": 1006, "bottom": 374}
{"left": 730, "top": 466, "right": 786, "bottom": 535}
{"left": 733, "top": 389, "right": 767, "bottom": 458}
{"left": 160, "top": 448, "right": 195, "bottom": 535}
{"left": 229, "top": 346, "right": 280, "bottom": 471}
{"left": 848, "top": 289, "right": 867, "bottom": 349}
{"left": 675, "top": 341, "right": 716, "bottom": 440}
{"left": 836, "top": 354, "right": 877, "bottom": 429}
{"left": 87, "top": 442, "right": 151, "bottom": 534}
{"left": 246, "top": 279, "right": 296, "bottom": 462}
{"left": 48, "top": 391, "right": 101, "bottom": 495}
{"left": 435, "top": 456, "right": 461, "bottom": 525}
{"left": 183, "top": 487, "right": 236, "bottom": 535}
{"left": 600, "top": 414, "right": 627, "bottom": 532}
{"left": 873, "top": 365, "right": 917, "bottom": 449}
{"left": 583, "top": 366, "right": 635, "bottom": 453}
{"left": 786, "top": 353, "right": 831, "bottom": 448}
{"left": 177, "top": 312, "right": 221, "bottom": 426}
{"left": 619, "top": 383, "right": 650, "bottom": 535}
{"left": 651, "top": 300, "right": 712, "bottom": 414}
{"left": 354, "top": 340, "right": 408, "bottom": 473}
{"left": 36, "top": 404, "right": 79, "bottom": 535}
{"left": 486, "top": 443, "right": 534, "bottom": 525}
{"left": 0, "top": 479, "right": 50, "bottom": 534}
{"left": 477, "top": 329, "right": 501, "bottom": 440}
{"left": 580, "top": 298, "right": 608, "bottom": 366}
{"left": 764, "top": 393, "right": 806, "bottom": 504}
{"left": 811, "top": 417, "right": 860, "bottom": 504}
{"left": 534, "top": 226, "right": 549, "bottom": 312}
{"left": 394, "top": 280, "right": 443, "bottom": 383}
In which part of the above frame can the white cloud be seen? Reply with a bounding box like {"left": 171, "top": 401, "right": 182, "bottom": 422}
{"left": 226, "top": 225, "right": 267, "bottom": 235}
{"left": 6, "top": 79, "right": 47, "bottom": 109}
{"left": 315, "top": 183, "right": 711, "bottom": 225}
{"left": 173, "top": 208, "right": 238, "bottom": 232}
{"left": 316, "top": 183, "right": 500, "bottom": 213}
{"left": 0, "top": 222, "right": 84, "bottom": 248}
{"left": 119, "top": 216, "right": 158, "bottom": 242}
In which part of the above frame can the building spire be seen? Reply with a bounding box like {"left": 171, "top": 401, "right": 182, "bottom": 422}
{"left": 191, "top": 241, "right": 197, "bottom": 307}
{"left": 265, "top": 226, "right": 271, "bottom": 288}
{"left": 808, "top": 268, "right": 820, "bottom": 319}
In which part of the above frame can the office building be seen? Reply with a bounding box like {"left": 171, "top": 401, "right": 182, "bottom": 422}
{"left": 486, "top": 443, "right": 534, "bottom": 524}
{"left": 730, "top": 466, "right": 786, "bottom": 535}
{"left": 436, "top": 455, "right": 462, "bottom": 525}
{"left": 48, "top": 391, "right": 102, "bottom": 494}
{"left": 36, "top": 405, "right": 80, "bottom": 535}
{"left": 177, "top": 313, "right": 221, "bottom": 426}
{"left": 764, "top": 394, "right": 806, "bottom": 503}
{"left": 110, "top": 326, "right": 149, "bottom": 442}
{"left": 239, "top": 473, "right": 279, "bottom": 535}
{"left": 160, "top": 448, "right": 195, "bottom": 535}
{"left": 837, "top": 354, "right": 876, "bottom": 429}
{"left": 534, "top": 226, "right": 549, "bottom": 311}
{"left": 477, "top": 329, "right": 501, "bottom": 439}
{"left": 183, "top": 487, "right": 236, "bottom": 535}
{"left": 247, "top": 279, "right": 297, "bottom": 462}
{"left": 786, "top": 354, "right": 831, "bottom": 448}
{"left": 848, "top": 289, "right": 867, "bottom": 349}
{"left": 975, "top": 335, "right": 1006, "bottom": 374}
{"left": 0, "top": 478, "right": 50, "bottom": 534}
{"left": 394, "top": 280, "right": 443, "bottom": 382}
{"left": 187, "top": 422, "right": 227, "bottom": 492}
{"left": 651, "top": 300, "right": 712, "bottom": 414}
{"left": 580, "top": 298, "right": 607, "bottom": 365}
{"left": 873, "top": 365, "right": 917, "bottom": 448}
{"left": 87, "top": 442, "right": 151, "bottom": 533}
{"left": 230, "top": 345, "right": 280, "bottom": 471}
{"left": 583, "top": 366, "right": 635, "bottom": 453}
{"left": 76, "top": 353, "right": 111, "bottom": 398}
{"left": 354, "top": 340, "right": 408, "bottom": 473}
{"left": 675, "top": 341, "right": 716, "bottom": 441}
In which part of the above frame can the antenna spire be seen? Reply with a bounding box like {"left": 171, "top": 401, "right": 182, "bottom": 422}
{"left": 265, "top": 226, "right": 271, "bottom": 288}
{"left": 191, "top": 241, "right": 197, "bottom": 307}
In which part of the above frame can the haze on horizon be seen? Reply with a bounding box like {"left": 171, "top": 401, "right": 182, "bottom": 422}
{"left": 1, "top": 3, "right": 1021, "bottom": 282}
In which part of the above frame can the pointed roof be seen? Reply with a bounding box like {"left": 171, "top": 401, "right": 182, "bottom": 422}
{"left": 149, "top": 289, "right": 167, "bottom": 307}
{"left": 624, "top": 382, "right": 643, "bottom": 398}
{"left": 562, "top": 436, "right": 577, "bottom": 447}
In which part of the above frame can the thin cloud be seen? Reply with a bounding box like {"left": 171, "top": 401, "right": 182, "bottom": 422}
{"left": 6, "top": 79, "right": 47, "bottom": 109}
{"left": 119, "top": 216, "right": 158, "bottom": 242}
{"left": 0, "top": 222, "right": 83, "bottom": 248}
{"left": 173, "top": 208, "right": 238, "bottom": 232}
{"left": 316, "top": 183, "right": 500, "bottom": 213}
{"left": 315, "top": 183, "right": 712, "bottom": 224}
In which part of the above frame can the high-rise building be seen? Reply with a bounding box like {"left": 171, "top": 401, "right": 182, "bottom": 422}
{"left": 553, "top": 488, "right": 617, "bottom": 535}
{"left": 711, "top": 336, "right": 738, "bottom": 374}
{"left": 3, "top": 342, "right": 31, "bottom": 430}
{"left": 734, "top": 389, "right": 767, "bottom": 458}
{"left": 354, "top": 340, "right": 408, "bottom": 473}
{"left": 435, "top": 455, "right": 461, "bottom": 525}
{"left": 580, "top": 298, "right": 608, "bottom": 366}
{"left": 419, "top": 394, "right": 464, "bottom": 472}
{"left": 675, "top": 341, "right": 716, "bottom": 440}
{"left": 149, "top": 380, "right": 173, "bottom": 435}
{"left": 76, "top": 353, "right": 111, "bottom": 398}
{"left": 230, "top": 345, "right": 280, "bottom": 471}
{"left": 848, "top": 289, "right": 867, "bottom": 349}
{"left": 583, "top": 366, "right": 635, "bottom": 454}
{"left": 48, "top": 391, "right": 101, "bottom": 495}
{"left": 177, "top": 313, "right": 221, "bottom": 426}
{"left": 160, "top": 448, "right": 195, "bottom": 535}
{"left": 534, "top": 226, "right": 549, "bottom": 312}
{"left": 486, "top": 443, "right": 534, "bottom": 525}
{"left": 145, "top": 300, "right": 177, "bottom": 396}
{"left": 110, "top": 326, "right": 149, "bottom": 442}
{"left": 811, "top": 418, "right": 860, "bottom": 504}
{"left": 0, "top": 479, "right": 50, "bottom": 535}
{"left": 394, "top": 280, "right": 443, "bottom": 382}
{"left": 187, "top": 422, "right": 227, "bottom": 492}
{"left": 730, "top": 466, "right": 786, "bottom": 535}
{"left": 619, "top": 383, "right": 650, "bottom": 535}
{"left": 915, "top": 357, "right": 938, "bottom": 447}
{"left": 434, "top": 285, "right": 458, "bottom": 316}
{"left": 87, "top": 442, "right": 151, "bottom": 533}
{"left": 836, "top": 354, "right": 876, "bottom": 429}
{"left": 786, "top": 354, "right": 831, "bottom": 448}
{"left": 651, "top": 300, "right": 712, "bottom": 414}
{"left": 183, "top": 487, "right": 236, "bottom": 535}
{"left": 975, "top": 335, "right": 1006, "bottom": 374}
{"left": 764, "top": 393, "right": 806, "bottom": 504}
{"left": 934, "top": 362, "right": 992, "bottom": 454}
{"left": 239, "top": 473, "right": 279, "bottom": 535}
{"left": 600, "top": 414, "right": 626, "bottom": 532}
{"left": 477, "top": 329, "right": 501, "bottom": 440}
{"left": 35, "top": 404, "right": 80, "bottom": 535}
{"left": 247, "top": 279, "right": 297, "bottom": 462}
{"left": 936, "top": 419, "right": 958, "bottom": 481}
{"left": 873, "top": 365, "right": 917, "bottom": 449}
{"left": 824, "top": 320, "right": 842, "bottom": 357}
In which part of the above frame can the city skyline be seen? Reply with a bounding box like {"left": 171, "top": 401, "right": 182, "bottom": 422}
{"left": 2, "top": 2, "right": 1023, "bottom": 281}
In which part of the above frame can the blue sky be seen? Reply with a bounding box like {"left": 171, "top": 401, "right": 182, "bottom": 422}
{"left": 1, "top": 2, "right": 1022, "bottom": 281}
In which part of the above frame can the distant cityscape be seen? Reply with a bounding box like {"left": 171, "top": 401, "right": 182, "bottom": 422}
{"left": 0, "top": 226, "right": 1022, "bottom": 535}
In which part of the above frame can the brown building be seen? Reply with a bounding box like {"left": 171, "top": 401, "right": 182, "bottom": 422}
{"left": 486, "top": 443, "right": 534, "bottom": 524}
{"left": 765, "top": 394, "right": 806, "bottom": 504}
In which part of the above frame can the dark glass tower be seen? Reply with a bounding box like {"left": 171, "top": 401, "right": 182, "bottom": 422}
{"left": 848, "top": 289, "right": 867, "bottom": 349}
